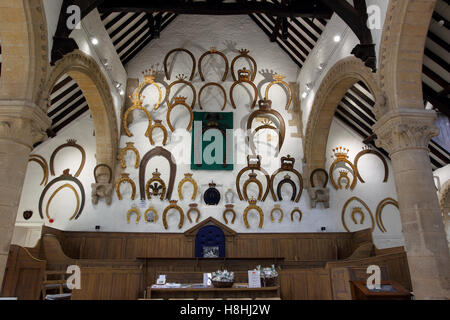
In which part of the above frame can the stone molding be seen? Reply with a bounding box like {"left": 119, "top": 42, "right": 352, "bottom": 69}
{"left": 303, "top": 56, "right": 381, "bottom": 182}
{"left": 373, "top": 109, "right": 439, "bottom": 155}
{"left": 41, "top": 50, "right": 119, "bottom": 169}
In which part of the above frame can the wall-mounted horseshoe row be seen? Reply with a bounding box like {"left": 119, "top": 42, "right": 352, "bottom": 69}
{"left": 120, "top": 142, "right": 140, "bottom": 169}
{"left": 167, "top": 96, "right": 194, "bottom": 132}
{"left": 116, "top": 173, "right": 136, "bottom": 200}
{"left": 147, "top": 120, "right": 168, "bottom": 146}
{"left": 39, "top": 169, "right": 85, "bottom": 223}
{"left": 123, "top": 96, "right": 152, "bottom": 138}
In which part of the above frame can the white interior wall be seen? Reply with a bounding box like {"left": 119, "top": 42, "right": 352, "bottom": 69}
{"left": 15, "top": 14, "right": 404, "bottom": 249}
{"left": 43, "top": 0, "right": 63, "bottom": 61}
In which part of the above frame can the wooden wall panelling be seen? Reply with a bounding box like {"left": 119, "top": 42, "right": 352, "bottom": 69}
{"left": 1, "top": 245, "right": 46, "bottom": 300}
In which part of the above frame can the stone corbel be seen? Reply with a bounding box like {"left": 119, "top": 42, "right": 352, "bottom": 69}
{"left": 307, "top": 187, "right": 330, "bottom": 209}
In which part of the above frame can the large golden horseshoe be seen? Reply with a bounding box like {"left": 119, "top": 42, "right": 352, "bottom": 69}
{"left": 120, "top": 142, "right": 140, "bottom": 169}
{"left": 127, "top": 207, "right": 141, "bottom": 224}
{"left": 329, "top": 159, "right": 357, "bottom": 190}
{"left": 178, "top": 173, "right": 198, "bottom": 200}
{"left": 163, "top": 201, "right": 185, "bottom": 230}
{"left": 147, "top": 120, "right": 169, "bottom": 146}
{"left": 265, "top": 75, "right": 292, "bottom": 111}
{"left": 187, "top": 204, "right": 201, "bottom": 224}
{"left": 116, "top": 174, "right": 136, "bottom": 200}
{"left": 223, "top": 205, "right": 237, "bottom": 225}
{"left": 230, "top": 49, "right": 257, "bottom": 82}
{"left": 166, "top": 97, "right": 194, "bottom": 132}
{"left": 376, "top": 198, "right": 399, "bottom": 233}
{"left": 354, "top": 149, "right": 389, "bottom": 183}
{"left": 291, "top": 208, "right": 303, "bottom": 222}
{"left": 341, "top": 197, "right": 375, "bottom": 232}
{"left": 229, "top": 79, "right": 258, "bottom": 110}
{"left": 243, "top": 204, "right": 264, "bottom": 229}
{"left": 165, "top": 78, "right": 197, "bottom": 110}
{"left": 123, "top": 104, "right": 153, "bottom": 138}
{"left": 46, "top": 184, "right": 80, "bottom": 222}
{"left": 145, "top": 176, "right": 167, "bottom": 201}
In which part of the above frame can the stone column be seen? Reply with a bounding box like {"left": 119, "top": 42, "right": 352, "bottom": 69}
{"left": 373, "top": 108, "right": 450, "bottom": 300}
{"left": 0, "top": 101, "right": 50, "bottom": 288}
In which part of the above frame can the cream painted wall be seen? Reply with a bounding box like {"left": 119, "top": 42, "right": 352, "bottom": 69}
{"left": 15, "top": 14, "right": 403, "bottom": 249}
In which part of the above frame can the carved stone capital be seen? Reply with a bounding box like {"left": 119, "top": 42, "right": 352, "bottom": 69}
{"left": 373, "top": 109, "right": 439, "bottom": 155}
{"left": 0, "top": 101, "right": 51, "bottom": 148}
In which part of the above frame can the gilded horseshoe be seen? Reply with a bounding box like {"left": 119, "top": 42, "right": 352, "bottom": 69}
{"left": 198, "top": 48, "right": 229, "bottom": 82}
{"left": 354, "top": 148, "right": 389, "bottom": 183}
{"left": 291, "top": 208, "right": 303, "bottom": 222}
{"left": 187, "top": 204, "right": 201, "bottom": 224}
{"left": 243, "top": 200, "right": 264, "bottom": 229}
{"left": 50, "top": 139, "right": 86, "bottom": 178}
{"left": 136, "top": 71, "right": 163, "bottom": 110}
{"left": 342, "top": 197, "right": 375, "bottom": 232}
{"left": 147, "top": 120, "right": 169, "bottom": 146}
{"left": 123, "top": 96, "right": 153, "bottom": 137}
{"left": 163, "top": 200, "right": 185, "bottom": 230}
{"left": 198, "top": 82, "right": 227, "bottom": 111}
{"left": 329, "top": 159, "right": 357, "bottom": 190}
{"left": 145, "top": 207, "right": 159, "bottom": 223}
{"left": 265, "top": 74, "right": 292, "bottom": 110}
{"left": 231, "top": 49, "right": 257, "bottom": 82}
{"left": 376, "top": 198, "right": 399, "bottom": 233}
{"left": 46, "top": 183, "right": 80, "bottom": 222}
{"left": 29, "top": 155, "right": 49, "bottom": 186}
{"left": 223, "top": 205, "right": 237, "bottom": 225}
{"left": 277, "top": 175, "right": 298, "bottom": 202}
{"left": 167, "top": 96, "right": 194, "bottom": 132}
{"left": 230, "top": 67, "right": 258, "bottom": 109}
{"left": 178, "top": 173, "right": 198, "bottom": 200}
{"left": 165, "top": 75, "right": 197, "bottom": 109}
{"left": 120, "top": 142, "right": 140, "bottom": 169}
{"left": 38, "top": 170, "right": 85, "bottom": 220}
{"left": 351, "top": 207, "right": 365, "bottom": 225}
{"left": 271, "top": 205, "right": 284, "bottom": 223}
{"left": 242, "top": 171, "right": 264, "bottom": 201}
{"left": 127, "top": 207, "right": 141, "bottom": 224}
{"left": 145, "top": 170, "right": 167, "bottom": 201}
{"left": 163, "top": 48, "right": 196, "bottom": 81}
{"left": 116, "top": 173, "right": 136, "bottom": 200}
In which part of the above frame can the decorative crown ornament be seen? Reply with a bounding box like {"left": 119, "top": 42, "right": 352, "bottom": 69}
{"left": 173, "top": 96, "right": 188, "bottom": 104}
{"left": 209, "top": 182, "right": 217, "bottom": 188}
{"left": 333, "top": 146, "right": 350, "bottom": 160}
{"left": 169, "top": 200, "right": 178, "bottom": 205}
{"left": 249, "top": 198, "right": 257, "bottom": 205}
{"left": 239, "top": 48, "right": 250, "bottom": 55}
{"left": 225, "top": 204, "right": 234, "bottom": 209}
{"left": 176, "top": 74, "right": 188, "bottom": 81}
{"left": 152, "top": 169, "right": 162, "bottom": 178}
{"left": 130, "top": 94, "right": 144, "bottom": 106}
{"left": 273, "top": 74, "right": 286, "bottom": 81}
{"left": 258, "top": 99, "right": 272, "bottom": 110}
{"left": 281, "top": 155, "right": 295, "bottom": 170}
{"left": 238, "top": 67, "right": 251, "bottom": 81}
{"left": 209, "top": 47, "right": 217, "bottom": 53}
{"left": 67, "top": 139, "right": 77, "bottom": 145}
{"left": 189, "top": 203, "right": 198, "bottom": 208}
{"left": 339, "top": 171, "right": 349, "bottom": 177}
{"left": 142, "top": 69, "right": 156, "bottom": 82}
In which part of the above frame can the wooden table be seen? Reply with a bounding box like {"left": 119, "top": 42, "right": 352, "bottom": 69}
{"left": 147, "top": 284, "right": 280, "bottom": 300}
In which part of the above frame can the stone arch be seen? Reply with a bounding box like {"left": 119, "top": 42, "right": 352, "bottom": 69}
{"left": 377, "top": 0, "right": 437, "bottom": 115}
{"left": 303, "top": 57, "right": 381, "bottom": 179}
{"left": 42, "top": 50, "right": 118, "bottom": 169}
{"left": 0, "top": 0, "right": 49, "bottom": 104}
